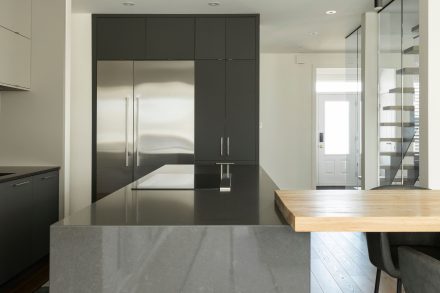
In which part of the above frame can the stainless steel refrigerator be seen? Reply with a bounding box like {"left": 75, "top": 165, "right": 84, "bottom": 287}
{"left": 96, "top": 61, "right": 194, "bottom": 198}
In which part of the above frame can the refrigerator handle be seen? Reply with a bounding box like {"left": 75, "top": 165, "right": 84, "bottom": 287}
{"left": 136, "top": 97, "right": 140, "bottom": 167}
{"left": 125, "top": 97, "right": 129, "bottom": 167}
{"left": 227, "top": 137, "right": 230, "bottom": 156}
{"left": 220, "top": 137, "right": 224, "bottom": 156}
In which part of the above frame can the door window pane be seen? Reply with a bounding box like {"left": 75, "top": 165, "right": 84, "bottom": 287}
{"left": 325, "top": 101, "right": 349, "bottom": 155}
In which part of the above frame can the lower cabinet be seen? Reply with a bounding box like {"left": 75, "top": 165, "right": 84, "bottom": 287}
{"left": 0, "top": 170, "right": 59, "bottom": 285}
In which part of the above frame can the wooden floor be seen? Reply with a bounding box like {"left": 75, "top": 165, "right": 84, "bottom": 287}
{"left": 311, "top": 232, "right": 403, "bottom": 293}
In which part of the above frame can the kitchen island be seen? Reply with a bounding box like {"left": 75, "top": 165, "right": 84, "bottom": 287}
{"left": 50, "top": 165, "right": 310, "bottom": 293}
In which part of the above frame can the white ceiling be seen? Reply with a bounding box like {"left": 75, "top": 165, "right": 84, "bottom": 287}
{"left": 72, "top": 0, "right": 376, "bottom": 53}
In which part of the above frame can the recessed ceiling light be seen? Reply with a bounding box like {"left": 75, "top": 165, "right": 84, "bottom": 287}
{"left": 208, "top": 2, "right": 220, "bottom": 6}
{"left": 326, "top": 10, "right": 337, "bottom": 15}
{"left": 122, "top": 1, "right": 135, "bottom": 6}
{"left": 309, "top": 31, "right": 319, "bottom": 36}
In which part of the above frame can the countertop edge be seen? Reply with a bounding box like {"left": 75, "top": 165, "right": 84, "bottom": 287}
{"left": 0, "top": 166, "right": 60, "bottom": 183}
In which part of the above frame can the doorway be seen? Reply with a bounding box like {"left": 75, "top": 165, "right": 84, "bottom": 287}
{"left": 315, "top": 68, "right": 360, "bottom": 188}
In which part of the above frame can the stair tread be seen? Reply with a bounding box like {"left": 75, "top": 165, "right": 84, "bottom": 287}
{"left": 380, "top": 122, "right": 416, "bottom": 127}
{"left": 389, "top": 87, "right": 416, "bottom": 94}
{"left": 403, "top": 46, "right": 419, "bottom": 55}
{"left": 380, "top": 137, "right": 413, "bottom": 142}
{"left": 383, "top": 105, "right": 415, "bottom": 111}
{"left": 396, "top": 67, "right": 419, "bottom": 75}
{"left": 412, "top": 25, "right": 419, "bottom": 33}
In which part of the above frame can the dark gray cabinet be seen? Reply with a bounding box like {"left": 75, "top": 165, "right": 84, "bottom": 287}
{"left": 96, "top": 17, "right": 146, "bottom": 60}
{"left": 146, "top": 17, "right": 195, "bottom": 60}
{"left": 195, "top": 18, "right": 226, "bottom": 59}
{"left": 226, "top": 17, "right": 256, "bottom": 60}
{"left": 0, "top": 178, "right": 33, "bottom": 284}
{"left": 0, "top": 171, "right": 59, "bottom": 285}
{"left": 195, "top": 60, "right": 257, "bottom": 163}
{"left": 195, "top": 60, "right": 226, "bottom": 161}
{"left": 31, "top": 171, "right": 59, "bottom": 263}
{"left": 226, "top": 60, "right": 257, "bottom": 161}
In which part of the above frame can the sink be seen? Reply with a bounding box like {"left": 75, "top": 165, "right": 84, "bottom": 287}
{"left": 0, "top": 173, "right": 13, "bottom": 177}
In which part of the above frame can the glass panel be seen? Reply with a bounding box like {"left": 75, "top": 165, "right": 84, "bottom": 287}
{"left": 325, "top": 101, "right": 350, "bottom": 155}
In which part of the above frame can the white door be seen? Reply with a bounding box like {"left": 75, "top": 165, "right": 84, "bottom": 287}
{"left": 317, "top": 94, "right": 357, "bottom": 186}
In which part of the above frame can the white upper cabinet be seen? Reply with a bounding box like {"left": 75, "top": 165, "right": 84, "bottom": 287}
{"left": 0, "top": 27, "right": 31, "bottom": 89}
{"left": 0, "top": 0, "right": 31, "bottom": 38}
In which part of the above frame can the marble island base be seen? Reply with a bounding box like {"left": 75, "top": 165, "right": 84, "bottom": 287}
{"left": 50, "top": 225, "right": 310, "bottom": 293}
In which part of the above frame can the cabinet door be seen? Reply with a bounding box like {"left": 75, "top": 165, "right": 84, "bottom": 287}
{"left": 225, "top": 60, "right": 257, "bottom": 162}
{"left": 0, "top": 0, "right": 31, "bottom": 38}
{"left": 195, "top": 60, "right": 226, "bottom": 162}
{"left": 31, "top": 171, "right": 59, "bottom": 262}
{"left": 0, "top": 178, "right": 33, "bottom": 284}
{"left": 0, "top": 27, "right": 31, "bottom": 89}
{"left": 195, "top": 18, "right": 225, "bottom": 59}
{"left": 96, "top": 17, "right": 146, "bottom": 60}
{"left": 146, "top": 17, "right": 195, "bottom": 60}
{"left": 226, "top": 17, "right": 256, "bottom": 60}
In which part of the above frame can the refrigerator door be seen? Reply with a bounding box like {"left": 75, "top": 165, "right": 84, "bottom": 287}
{"left": 97, "top": 61, "right": 134, "bottom": 199}
{"left": 134, "top": 61, "right": 195, "bottom": 180}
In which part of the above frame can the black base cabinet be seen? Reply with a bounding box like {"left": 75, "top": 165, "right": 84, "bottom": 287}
{"left": 0, "top": 170, "right": 59, "bottom": 285}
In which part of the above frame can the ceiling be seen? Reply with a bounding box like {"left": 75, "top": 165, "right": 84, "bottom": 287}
{"left": 72, "top": 0, "right": 377, "bottom": 53}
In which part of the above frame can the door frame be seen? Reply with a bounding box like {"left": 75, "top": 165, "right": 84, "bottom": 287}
{"left": 312, "top": 67, "right": 361, "bottom": 189}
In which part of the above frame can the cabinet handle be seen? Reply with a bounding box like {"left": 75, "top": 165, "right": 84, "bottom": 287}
{"left": 227, "top": 137, "right": 230, "bottom": 156}
{"left": 135, "top": 97, "right": 140, "bottom": 167}
{"left": 125, "top": 97, "right": 129, "bottom": 167}
{"left": 220, "top": 137, "right": 224, "bottom": 156}
{"left": 13, "top": 181, "right": 31, "bottom": 187}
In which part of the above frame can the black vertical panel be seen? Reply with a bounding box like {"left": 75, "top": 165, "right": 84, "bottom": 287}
{"left": 226, "top": 17, "right": 256, "bottom": 60}
{"left": 31, "top": 171, "right": 59, "bottom": 263}
{"left": 195, "top": 17, "right": 226, "bottom": 59}
{"left": 195, "top": 60, "right": 226, "bottom": 162}
{"left": 146, "top": 17, "right": 195, "bottom": 59}
{"left": 96, "top": 17, "right": 146, "bottom": 60}
{"left": 0, "top": 178, "right": 33, "bottom": 284}
{"left": 225, "top": 60, "right": 257, "bottom": 162}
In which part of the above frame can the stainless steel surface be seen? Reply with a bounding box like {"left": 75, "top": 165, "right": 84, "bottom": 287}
{"left": 221, "top": 137, "right": 224, "bottom": 156}
{"left": 133, "top": 61, "right": 195, "bottom": 180}
{"left": 97, "top": 61, "right": 134, "bottom": 197}
{"left": 227, "top": 137, "right": 230, "bottom": 156}
{"left": 97, "top": 61, "right": 195, "bottom": 197}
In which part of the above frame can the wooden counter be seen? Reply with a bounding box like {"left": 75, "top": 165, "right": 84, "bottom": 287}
{"left": 275, "top": 190, "right": 440, "bottom": 232}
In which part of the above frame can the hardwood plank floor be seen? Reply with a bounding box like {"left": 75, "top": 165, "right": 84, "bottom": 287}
{"left": 312, "top": 232, "right": 404, "bottom": 293}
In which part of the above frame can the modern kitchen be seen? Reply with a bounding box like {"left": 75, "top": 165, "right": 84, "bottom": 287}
{"left": 2, "top": 0, "right": 440, "bottom": 293}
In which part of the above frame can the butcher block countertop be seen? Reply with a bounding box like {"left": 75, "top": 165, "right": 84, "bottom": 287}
{"left": 275, "top": 189, "right": 440, "bottom": 232}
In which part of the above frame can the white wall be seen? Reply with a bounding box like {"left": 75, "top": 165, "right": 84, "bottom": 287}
{"left": 259, "top": 53, "right": 346, "bottom": 189}
{"left": 0, "top": 0, "right": 68, "bottom": 215}
{"left": 69, "top": 13, "right": 92, "bottom": 213}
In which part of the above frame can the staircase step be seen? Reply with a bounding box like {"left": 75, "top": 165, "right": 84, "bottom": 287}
{"left": 389, "top": 87, "right": 415, "bottom": 94}
{"left": 403, "top": 46, "right": 419, "bottom": 55}
{"left": 380, "top": 122, "right": 416, "bottom": 127}
{"left": 383, "top": 105, "right": 415, "bottom": 111}
{"left": 412, "top": 25, "right": 419, "bottom": 33}
{"left": 396, "top": 67, "right": 419, "bottom": 75}
{"left": 380, "top": 138, "right": 413, "bottom": 142}
{"left": 380, "top": 164, "right": 419, "bottom": 170}
{"left": 380, "top": 152, "right": 416, "bottom": 157}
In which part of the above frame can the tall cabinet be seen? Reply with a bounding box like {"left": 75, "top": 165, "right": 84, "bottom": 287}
{"left": 194, "top": 17, "right": 258, "bottom": 164}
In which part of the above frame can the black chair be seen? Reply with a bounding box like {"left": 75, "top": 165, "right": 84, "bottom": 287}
{"left": 399, "top": 246, "right": 440, "bottom": 293}
{"left": 367, "top": 185, "right": 439, "bottom": 293}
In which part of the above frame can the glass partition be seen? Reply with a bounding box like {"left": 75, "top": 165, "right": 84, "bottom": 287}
{"left": 378, "top": 0, "right": 419, "bottom": 186}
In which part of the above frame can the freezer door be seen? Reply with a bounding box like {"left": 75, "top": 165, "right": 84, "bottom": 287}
{"left": 97, "top": 61, "right": 134, "bottom": 199}
{"left": 134, "top": 61, "right": 195, "bottom": 180}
